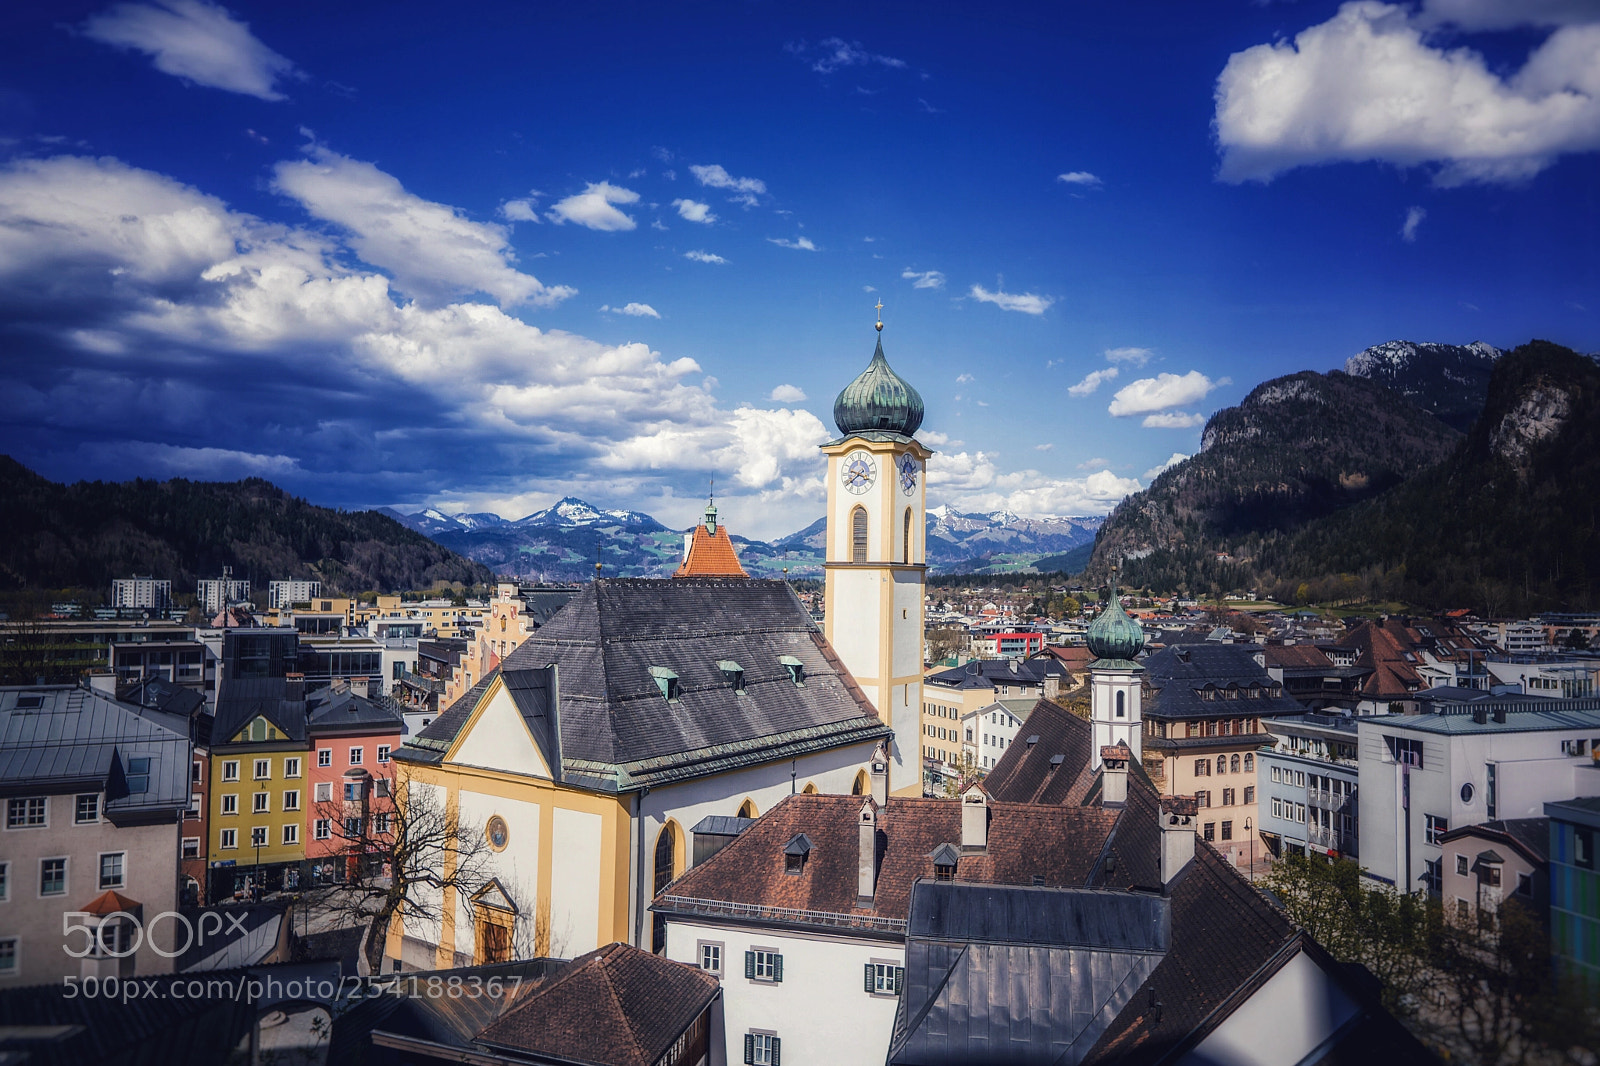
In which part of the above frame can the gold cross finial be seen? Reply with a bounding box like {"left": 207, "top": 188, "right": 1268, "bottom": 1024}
{"left": 875, "top": 299, "right": 884, "bottom": 332}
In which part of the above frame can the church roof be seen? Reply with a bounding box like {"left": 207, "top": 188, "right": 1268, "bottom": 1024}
{"left": 1086, "top": 582, "right": 1145, "bottom": 665}
{"left": 396, "top": 578, "right": 891, "bottom": 792}
{"left": 833, "top": 332, "right": 924, "bottom": 440}
{"left": 674, "top": 523, "right": 747, "bottom": 578}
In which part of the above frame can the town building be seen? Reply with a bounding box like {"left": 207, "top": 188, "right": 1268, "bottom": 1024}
{"left": 1258, "top": 712, "right": 1361, "bottom": 862}
{"left": 118, "top": 677, "right": 211, "bottom": 904}
{"left": 1545, "top": 795, "right": 1600, "bottom": 986}
{"left": 675, "top": 495, "right": 747, "bottom": 578}
{"left": 108, "top": 636, "right": 210, "bottom": 693}
{"left": 922, "top": 658, "right": 1071, "bottom": 788}
{"left": 1486, "top": 653, "right": 1600, "bottom": 699}
{"left": 266, "top": 579, "right": 322, "bottom": 610}
{"left": 397, "top": 637, "right": 464, "bottom": 731}
{"left": 206, "top": 677, "right": 311, "bottom": 900}
{"left": 442, "top": 583, "right": 578, "bottom": 707}
{"left": 1260, "top": 643, "right": 1367, "bottom": 711}
{"left": 305, "top": 682, "right": 404, "bottom": 884}
{"left": 195, "top": 567, "right": 251, "bottom": 615}
{"left": 110, "top": 576, "right": 171, "bottom": 612}
{"left": 0, "top": 686, "right": 190, "bottom": 984}
{"left": 1356, "top": 694, "right": 1600, "bottom": 895}
{"left": 961, "top": 697, "right": 1035, "bottom": 773}
{"left": 1437, "top": 817, "right": 1547, "bottom": 922}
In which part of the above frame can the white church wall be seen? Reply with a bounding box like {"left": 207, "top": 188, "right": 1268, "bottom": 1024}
{"left": 456, "top": 789, "right": 541, "bottom": 959}
{"left": 550, "top": 806, "right": 603, "bottom": 956}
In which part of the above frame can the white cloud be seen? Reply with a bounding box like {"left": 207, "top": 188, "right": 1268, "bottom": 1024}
{"left": 1419, "top": 0, "right": 1600, "bottom": 30}
{"left": 1104, "top": 346, "right": 1153, "bottom": 366}
{"left": 901, "top": 268, "right": 946, "bottom": 289}
{"left": 689, "top": 164, "right": 767, "bottom": 196}
{"left": 1108, "top": 371, "right": 1224, "bottom": 416}
{"left": 501, "top": 198, "right": 540, "bottom": 222}
{"left": 1215, "top": 2, "right": 1600, "bottom": 186}
{"left": 671, "top": 198, "right": 716, "bottom": 223}
{"left": 1142, "top": 412, "right": 1206, "bottom": 429}
{"left": 82, "top": 0, "right": 300, "bottom": 101}
{"left": 970, "top": 283, "right": 1053, "bottom": 315}
{"left": 789, "top": 37, "right": 908, "bottom": 74}
{"left": 1401, "top": 205, "right": 1427, "bottom": 241}
{"left": 683, "top": 250, "right": 727, "bottom": 264}
{"left": 768, "top": 236, "right": 818, "bottom": 251}
{"left": 863, "top": 285, "right": 876, "bottom": 292}
{"left": 1068, "top": 367, "right": 1119, "bottom": 397}
{"left": 1057, "top": 171, "right": 1102, "bottom": 186}
{"left": 1143, "top": 452, "right": 1190, "bottom": 478}
{"left": 1035, "top": 443, "right": 1054, "bottom": 451}
{"left": 770, "top": 384, "right": 807, "bottom": 402}
{"left": 271, "top": 146, "right": 574, "bottom": 308}
{"left": 1077, "top": 457, "right": 1110, "bottom": 469}
{"left": 545, "top": 181, "right": 639, "bottom": 231}
{"left": 600, "top": 302, "right": 660, "bottom": 318}
{"left": 929, "top": 451, "right": 1142, "bottom": 516}
{"left": 955, "top": 373, "right": 973, "bottom": 384}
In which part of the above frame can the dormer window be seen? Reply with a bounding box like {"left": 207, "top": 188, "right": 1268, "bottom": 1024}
{"left": 649, "top": 666, "right": 681, "bottom": 701}
{"left": 784, "top": 833, "right": 813, "bottom": 875}
{"left": 718, "top": 660, "right": 745, "bottom": 693}
{"left": 779, "top": 655, "right": 805, "bottom": 686}
{"left": 930, "top": 842, "right": 960, "bottom": 882}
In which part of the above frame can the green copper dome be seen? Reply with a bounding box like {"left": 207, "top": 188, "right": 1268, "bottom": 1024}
{"left": 1086, "top": 579, "right": 1145, "bottom": 663}
{"left": 833, "top": 333, "right": 924, "bottom": 438}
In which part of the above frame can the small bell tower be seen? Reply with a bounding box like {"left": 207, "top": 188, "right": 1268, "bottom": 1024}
{"left": 1086, "top": 567, "right": 1145, "bottom": 767}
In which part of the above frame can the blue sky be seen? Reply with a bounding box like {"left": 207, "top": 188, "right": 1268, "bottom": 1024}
{"left": 1, "top": 0, "right": 1596, "bottom": 539}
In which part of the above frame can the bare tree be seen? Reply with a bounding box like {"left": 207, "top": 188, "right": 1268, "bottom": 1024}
{"left": 310, "top": 765, "right": 495, "bottom": 974}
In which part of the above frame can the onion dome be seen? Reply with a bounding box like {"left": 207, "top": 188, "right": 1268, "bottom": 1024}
{"left": 833, "top": 332, "right": 924, "bottom": 439}
{"left": 1086, "top": 574, "right": 1145, "bottom": 664}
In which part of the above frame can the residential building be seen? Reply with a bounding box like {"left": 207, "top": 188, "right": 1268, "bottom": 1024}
{"left": 0, "top": 617, "right": 197, "bottom": 682}
{"left": 0, "top": 686, "right": 190, "bottom": 984}
{"left": 1140, "top": 642, "right": 1305, "bottom": 868}
{"left": 1437, "top": 817, "right": 1547, "bottom": 922}
{"left": 923, "top": 657, "right": 1071, "bottom": 788}
{"left": 1490, "top": 621, "right": 1550, "bottom": 655}
{"left": 1546, "top": 795, "right": 1600, "bottom": 986}
{"left": 961, "top": 697, "right": 1035, "bottom": 772}
{"left": 1356, "top": 694, "right": 1600, "bottom": 895}
{"left": 119, "top": 677, "right": 211, "bottom": 905}
{"left": 442, "top": 582, "right": 577, "bottom": 708}
{"left": 397, "top": 637, "right": 464, "bottom": 730}
{"left": 206, "top": 677, "right": 311, "bottom": 899}
{"left": 266, "top": 579, "right": 321, "bottom": 610}
{"left": 195, "top": 567, "right": 251, "bottom": 615}
{"left": 296, "top": 634, "right": 384, "bottom": 693}
{"left": 109, "top": 576, "right": 171, "bottom": 612}
{"left": 108, "top": 637, "right": 208, "bottom": 692}
{"left": 1487, "top": 654, "right": 1600, "bottom": 699}
{"left": 1259, "top": 712, "right": 1361, "bottom": 861}
{"left": 1032, "top": 644, "right": 1093, "bottom": 687}
{"left": 1260, "top": 643, "right": 1367, "bottom": 710}
{"left": 305, "top": 683, "right": 404, "bottom": 884}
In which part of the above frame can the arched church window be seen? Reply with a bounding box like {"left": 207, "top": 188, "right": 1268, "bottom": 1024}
{"left": 852, "top": 506, "right": 868, "bottom": 563}
{"left": 852, "top": 769, "right": 869, "bottom": 796}
{"left": 1115, "top": 690, "right": 1125, "bottom": 718}
{"left": 1216, "top": 755, "right": 1227, "bottom": 775}
{"left": 653, "top": 824, "right": 677, "bottom": 897}
{"left": 902, "top": 508, "right": 912, "bottom": 564}
{"left": 1243, "top": 753, "right": 1254, "bottom": 773}
{"left": 1231, "top": 754, "right": 1241, "bottom": 773}
{"left": 738, "top": 798, "right": 758, "bottom": 819}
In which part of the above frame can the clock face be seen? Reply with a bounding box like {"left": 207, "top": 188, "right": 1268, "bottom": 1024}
{"left": 898, "top": 453, "right": 920, "bottom": 495}
{"left": 841, "top": 452, "right": 877, "bottom": 494}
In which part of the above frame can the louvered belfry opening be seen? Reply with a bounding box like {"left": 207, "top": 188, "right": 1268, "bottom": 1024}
{"left": 902, "top": 508, "right": 912, "bottom": 564}
{"left": 852, "top": 506, "right": 868, "bottom": 563}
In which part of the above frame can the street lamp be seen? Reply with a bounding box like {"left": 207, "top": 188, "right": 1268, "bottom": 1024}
{"left": 253, "top": 834, "right": 263, "bottom": 900}
{"left": 1243, "top": 818, "right": 1254, "bottom": 883}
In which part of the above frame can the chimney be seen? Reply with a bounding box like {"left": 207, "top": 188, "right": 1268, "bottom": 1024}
{"left": 1101, "top": 743, "right": 1130, "bottom": 806}
{"left": 285, "top": 672, "right": 305, "bottom": 702}
{"left": 858, "top": 802, "right": 877, "bottom": 903}
{"left": 871, "top": 745, "right": 889, "bottom": 807}
{"left": 1159, "top": 795, "right": 1198, "bottom": 889}
{"left": 960, "top": 785, "right": 988, "bottom": 852}
{"left": 1473, "top": 705, "right": 1488, "bottom": 725}
{"left": 1491, "top": 704, "right": 1507, "bottom": 724}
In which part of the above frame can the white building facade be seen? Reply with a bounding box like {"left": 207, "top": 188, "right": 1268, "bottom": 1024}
{"left": 267, "top": 579, "right": 322, "bottom": 610}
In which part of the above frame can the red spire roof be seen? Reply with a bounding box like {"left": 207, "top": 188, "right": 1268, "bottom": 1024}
{"left": 674, "top": 522, "right": 747, "bottom": 578}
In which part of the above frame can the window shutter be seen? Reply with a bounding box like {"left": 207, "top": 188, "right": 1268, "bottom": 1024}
{"left": 865, "top": 963, "right": 875, "bottom": 993}
{"left": 744, "top": 1034, "right": 755, "bottom": 1065}
{"left": 895, "top": 967, "right": 905, "bottom": 994}
{"left": 773, "top": 953, "right": 783, "bottom": 982}
{"left": 744, "top": 951, "right": 755, "bottom": 979}
{"left": 771, "top": 1037, "right": 781, "bottom": 1066}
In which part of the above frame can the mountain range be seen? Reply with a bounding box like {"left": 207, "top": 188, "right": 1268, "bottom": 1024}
{"left": 1092, "top": 339, "right": 1599, "bottom": 613}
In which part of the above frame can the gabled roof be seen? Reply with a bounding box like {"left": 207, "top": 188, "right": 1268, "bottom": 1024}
{"left": 212, "top": 677, "right": 308, "bottom": 746}
{"left": 1141, "top": 643, "right": 1304, "bottom": 720}
{"left": 926, "top": 657, "right": 1068, "bottom": 691}
{"left": 979, "top": 698, "right": 1097, "bottom": 807}
{"left": 674, "top": 523, "right": 747, "bottom": 578}
{"left": 1438, "top": 817, "right": 1549, "bottom": 866}
{"left": 1337, "top": 620, "right": 1425, "bottom": 698}
{"left": 1259, "top": 644, "right": 1336, "bottom": 670}
{"left": 396, "top": 578, "right": 890, "bottom": 792}
{"left": 305, "top": 687, "right": 404, "bottom": 736}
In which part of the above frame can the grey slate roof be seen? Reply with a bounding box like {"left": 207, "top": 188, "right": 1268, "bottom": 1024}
{"left": 306, "top": 687, "right": 405, "bottom": 735}
{"left": 396, "top": 578, "right": 890, "bottom": 792}
{"left": 212, "top": 677, "right": 309, "bottom": 746}
{"left": 927, "top": 657, "right": 1068, "bottom": 692}
{"left": 0, "top": 686, "right": 189, "bottom": 819}
{"left": 1141, "top": 643, "right": 1304, "bottom": 721}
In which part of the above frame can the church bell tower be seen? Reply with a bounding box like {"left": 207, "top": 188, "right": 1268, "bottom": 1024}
{"left": 823, "top": 311, "right": 931, "bottom": 798}
{"left": 1086, "top": 568, "right": 1145, "bottom": 767}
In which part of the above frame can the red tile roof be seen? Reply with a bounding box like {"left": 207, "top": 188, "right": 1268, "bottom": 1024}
{"left": 1259, "top": 644, "right": 1334, "bottom": 669}
{"left": 674, "top": 524, "right": 747, "bottom": 578}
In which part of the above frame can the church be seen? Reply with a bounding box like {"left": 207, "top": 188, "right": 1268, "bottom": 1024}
{"left": 386, "top": 323, "right": 931, "bottom": 969}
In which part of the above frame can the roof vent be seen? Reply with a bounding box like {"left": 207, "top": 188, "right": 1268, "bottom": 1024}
{"left": 648, "top": 666, "right": 680, "bottom": 701}
{"left": 779, "top": 655, "right": 805, "bottom": 686}
{"left": 14, "top": 694, "right": 44, "bottom": 710}
{"left": 1026, "top": 735, "right": 1040, "bottom": 747}
{"left": 717, "top": 660, "right": 745, "bottom": 693}
{"left": 784, "top": 833, "right": 813, "bottom": 874}
{"left": 1048, "top": 753, "right": 1065, "bottom": 769}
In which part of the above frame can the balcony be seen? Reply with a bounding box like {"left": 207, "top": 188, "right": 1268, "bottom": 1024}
{"left": 397, "top": 670, "right": 445, "bottom": 694}
{"left": 1306, "top": 825, "right": 1357, "bottom": 855}
{"left": 1307, "top": 789, "right": 1353, "bottom": 813}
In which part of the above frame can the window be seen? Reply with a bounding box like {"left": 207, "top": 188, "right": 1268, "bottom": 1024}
{"left": 315, "top": 782, "right": 332, "bottom": 803}
{"left": 1456, "top": 854, "right": 1469, "bottom": 875}
{"left": 1294, "top": 771, "right": 1305, "bottom": 788}
{"left": 344, "top": 817, "right": 363, "bottom": 837}
{"left": 1231, "top": 754, "right": 1241, "bottom": 773}
{"left": 318, "top": 749, "right": 332, "bottom": 768}
{"left": 254, "top": 759, "right": 270, "bottom": 780}
{"left": 903, "top": 508, "right": 912, "bottom": 564}
{"left": 1216, "top": 756, "right": 1226, "bottom": 775}
{"left": 1390, "top": 736, "right": 1424, "bottom": 767}
{"left": 220, "top": 828, "right": 237, "bottom": 849}
{"left": 1574, "top": 826, "right": 1594, "bottom": 870}
{"left": 1222, "top": 788, "right": 1235, "bottom": 807}
{"left": 282, "top": 790, "right": 299, "bottom": 811}
{"left": 745, "top": 1032, "right": 781, "bottom": 1066}
{"left": 1425, "top": 814, "right": 1448, "bottom": 845}
{"left": 1295, "top": 803, "right": 1306, "bottom": 823}
{"left": 75, "top": 794, "right": 99, "bottom": 824}
{"left": 187, "top": 793, "right": 202, "bottom": 820}
{"left": 0, "top": 862, "right": 7, "bottom": 901}
{"left": 7, "top": 797, "right": 46, "bottom": 829}
{"left": 192, "top": 761, "right": 203, "bottom": 783}
{"left": 1516, "top": 872, "right": 1532, "bottom": 896}
{"left": 223, "top": 760, "right": 239, "bottom": 782}
{"left": 699, "top": 941, "right": 723, "bottom": 974}
{"left": 349, "top": 747, "right": 363, "bottom": 765}
{"left": 1243, "top": 786, "right": 1255, "bottom": 805}
{"left": 1203, "top": 822, "right": 1215, "bottom": 842}
{"left": 866, "top": 962, "right": 904, "bottom": 995}
{"left": 1456, "top": 897, "right": 1470, "bottom": 920}
{"left": 250, "top": 827, "right": 267, "bottom": 847}
{"left": 1221, "top": 820, "right": 1233, "bottom": 841}
{"left": 282, "top": 824, "right": 298, "bottom": 845}
{"left": 851, "top": 506, "right": 868, "bottom": 563}
{"left": 314, "top": 819, "right": 331, "bottom": 841}
{"left": 1485, "top": 865, "right": 1501, "bottom": 887}
{"left": 284, "top": 758, "right": 301, "bottom": 778}
{"left": 1243, "top": 753, "right": 1254, "bottom": 773}
{"left": 344, "top": 783, "right": 361, "bottom": 802}
{"left": 746, "top": 949, "right": 783, "bottom": 982}
{"left": 98, "top": 853, "right": 125, "bottom": 889}
{"left": 377, "top": 745, "right": 391, "bottom": 764}
{"left": 253, "top": 792, "right": 270, "bottom": 813}
{"left": 1424, "top": 858, "right": 1442, "bottom": 894}
{"left": 182, "top": 838, "right": 200, "bottom": 859}
{"left": 0, "top": 938, "right": 15, "bottom": 976}
{"left": 375, "top": 778, "right": 390, "bottom": 798}
{"left": 1271, "top": 766, "right": 1281, "bottom": 783}
{"left": 1116, "top": 690, "right": 1125, "bottom": 718}
{"left": 1195, "top": 759, "right": 1209, "bottom": 777}
{"left": 1272, "top": 798, "right": 1283, "bottom": 819}
{"left": 221, "top": 794, "right": 238, "bottom": 815}
{"left": 40, "top": 858, "right": 66, "bottom": 896}
{"left": 374, "top": 812, "right": 390, "bottom": 834}
{"left": 1486, "top": 763, "right": 1497, "bottom": 818}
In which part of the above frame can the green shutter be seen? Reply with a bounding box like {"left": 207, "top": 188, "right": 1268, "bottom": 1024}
{"left": 771, "top": 1036, "right": 781, "bottom": 1066}
{"left": 773, "top": 953, "right": 783, "bottom": 982}
{"left": 865, "top": 962, "right": 876, "bottom": 993}
{"left": 745, "top": 951, "right": 755, "bottom": 979}
{"left": 895, "top": 967, "right": 905, "bottom": 994}
{"left": 744, "top": 1034, "right": 754, "bottom": 1065}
